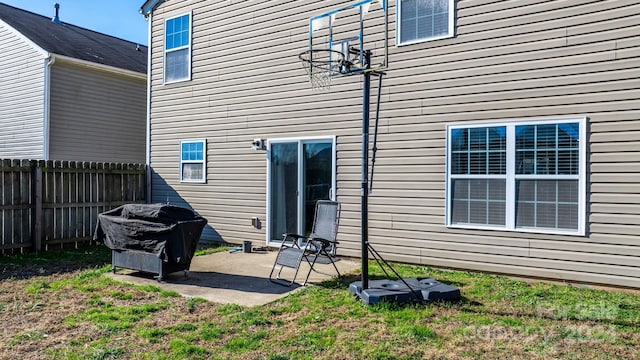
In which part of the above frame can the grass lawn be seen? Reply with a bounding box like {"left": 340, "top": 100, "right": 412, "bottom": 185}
{"left": 0, "top": 245, "right": 638, "bottom": 360}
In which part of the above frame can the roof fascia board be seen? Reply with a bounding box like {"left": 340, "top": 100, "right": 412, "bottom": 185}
{"left": 140, "top": 0, "right": 165, "bottom": 16}
{"left": 0, "top": 18, "right": 49, "bottom": 58}
{"left": 52, "top": 54, "right": 147, "bottom": 80}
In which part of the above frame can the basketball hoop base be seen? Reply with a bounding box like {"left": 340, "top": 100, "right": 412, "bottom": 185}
{"left": 349, "top": 278, "right": 461, "bottom": 305}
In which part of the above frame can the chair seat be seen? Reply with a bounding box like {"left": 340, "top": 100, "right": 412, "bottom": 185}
{"left": 275, "top": 247, "right": 306, "bottom": 268}
{"left": 309, "top": 253, "right": 339, "bottom": 265}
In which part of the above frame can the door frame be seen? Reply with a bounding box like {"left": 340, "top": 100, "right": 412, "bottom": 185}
{"left": 265, "top": 135, "right": 337, "bottom": 246}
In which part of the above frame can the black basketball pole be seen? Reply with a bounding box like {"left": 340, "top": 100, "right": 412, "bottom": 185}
{"left": 361, "top": 50, "right": 371, "bottom": 290}
{"left": 349, "top": 48, "right": 460, "bottom": 304}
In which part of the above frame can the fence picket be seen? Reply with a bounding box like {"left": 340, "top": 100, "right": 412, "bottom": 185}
{"left": 33, "top": 162, "right": 43, "bottom": 251}
{"left": 1, "top": 159, "right": 10, "bottom": 249}
{"left": 11, "top": 160, "right": 21, "bottom": 249}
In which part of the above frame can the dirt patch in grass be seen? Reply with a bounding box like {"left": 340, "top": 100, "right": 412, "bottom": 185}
{"left": 0, "top": 246, "right": 110, "bottom": 281}
{"left": 0, "top": 276, "right": 92, "bottom": 358}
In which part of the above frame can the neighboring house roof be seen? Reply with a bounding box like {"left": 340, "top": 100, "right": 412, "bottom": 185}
{"left": 0, "top": 2, "right": 147, "bottom": 74}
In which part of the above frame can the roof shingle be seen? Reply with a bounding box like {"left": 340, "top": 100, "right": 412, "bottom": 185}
{"left": 0, "top": 2, "right": 147, "bottom": 74}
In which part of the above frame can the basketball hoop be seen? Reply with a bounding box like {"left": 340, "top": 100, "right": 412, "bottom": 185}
{"left": 298, "top": 49, "right": 349, "bottom": 91}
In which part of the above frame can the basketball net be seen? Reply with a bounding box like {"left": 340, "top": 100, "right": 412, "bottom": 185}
{"left": 300, "top": 59, "right": 332, "bottom": 91}
{"left": 299, "top": 49, "right": 345, "bottom": 92}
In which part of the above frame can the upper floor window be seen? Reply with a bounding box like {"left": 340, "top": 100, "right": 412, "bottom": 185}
{"left": 164, "top": 13, "right": 191, "bottom": 83}
{"left": 446, "top": 118, "right": 586, "bottom": 235}
{"left": 397, "top": 0, "right": 455, "bottom": 45}
{"left": 180, "top": 139, "right": 206, "bottom": 183}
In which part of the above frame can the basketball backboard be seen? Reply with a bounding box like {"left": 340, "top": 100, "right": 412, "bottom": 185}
{"left": 300, "top": 0, "right": 388, "bottom": 89}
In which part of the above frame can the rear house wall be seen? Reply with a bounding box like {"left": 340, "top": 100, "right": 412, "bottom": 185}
{"left": 147, "top": 0, "right": 640, "bottom": 288}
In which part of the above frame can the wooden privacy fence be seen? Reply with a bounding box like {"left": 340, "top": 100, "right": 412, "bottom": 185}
{"left": 0, "top": 159, "right": 146, "bottom": 252}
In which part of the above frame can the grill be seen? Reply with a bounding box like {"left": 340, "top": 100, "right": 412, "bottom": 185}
{"left": 94, "top": 203, "right": 207, "bottom": 280}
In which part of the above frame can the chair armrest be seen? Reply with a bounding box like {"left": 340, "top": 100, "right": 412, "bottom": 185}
{"left": 280, "top": 233, "right": 307, "bottom": 248}
{"left": 283, "top": 233, "right": 306, "bottom": 239}
{"left": 309, "top": 237, "right": 339, "bottom": 250}
{"left": 309, "top": 236, "right": 338, "bottom": 244}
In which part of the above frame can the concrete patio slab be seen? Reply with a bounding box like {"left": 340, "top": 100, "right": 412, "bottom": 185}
{"left": 105, "top": 249, "right": 359, "bottom": 307}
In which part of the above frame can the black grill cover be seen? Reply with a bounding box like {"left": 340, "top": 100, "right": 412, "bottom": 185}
{"left": 94, "top": 204, "right": 207, "bottom": 264}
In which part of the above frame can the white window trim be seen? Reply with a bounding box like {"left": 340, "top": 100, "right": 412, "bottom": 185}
{"left": 396, "top": 0, "right": 455, "bottom": 46}
{"left": 445, "top": 117, "right": 587, "bottom": 236}
{"left": 180, "top": 139, "right": 206, "bottom": 183}
{"left": 163, "top": 11, "right": 192, "bottom": 84}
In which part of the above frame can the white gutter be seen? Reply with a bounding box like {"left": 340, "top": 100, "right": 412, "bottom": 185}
{"left": 140, "top": 0, "right": 164, "bottom": 17}
{"left": 43, "top": 54, "right": 55, "bottom": 161}
{"left": 52, "top": 54, "right": 146, "bottom": 80}
{"left": 140, "top": 0, "right": 163, "bottom": 203}
{"left": 145, "top": 12, "right": 153, "bottom": 203}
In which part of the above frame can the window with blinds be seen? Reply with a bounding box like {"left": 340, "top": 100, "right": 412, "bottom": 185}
{"left": 397, "top": 0, "right": 455, "bottom": 45}
{"left": 446, "top": 119, "right": 586, "bottom": 235}
{"left": 450, "top": 127, "right": 506, "bottom": 226}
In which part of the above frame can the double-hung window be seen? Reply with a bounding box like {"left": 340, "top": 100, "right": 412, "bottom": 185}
{"left": 446, "top": 118, "right": 586, "bottom": 235}
{"left": 164, "top": 13, "right": 191, "bottom": 83}
{"left": 397, "top": 0, "right": 455, "bottom": 45}
{"left": 180, "top": 139, "right": 206, "bottom": 183}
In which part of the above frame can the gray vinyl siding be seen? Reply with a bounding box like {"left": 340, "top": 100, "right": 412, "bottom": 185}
{"left": 0, "top": 21, "right": 45, "bottom": 159}
{"left": 48, "top": 62, "right": 146, "bottom": 163}
{"left": 148, "top": 0, "right": 640, "bottom": 288}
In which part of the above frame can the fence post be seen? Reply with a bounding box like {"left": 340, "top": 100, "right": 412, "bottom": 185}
{"left": 32, "top": 161, "right": 43, "bottom": 251}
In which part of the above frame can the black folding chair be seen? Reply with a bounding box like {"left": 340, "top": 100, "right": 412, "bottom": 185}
{"left": 269, "top": 200, "right": 341, "bottom": 286}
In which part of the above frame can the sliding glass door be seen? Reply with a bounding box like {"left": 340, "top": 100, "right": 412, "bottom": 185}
{"left": 267, "top": 137, "right": 336, "bottom": 244}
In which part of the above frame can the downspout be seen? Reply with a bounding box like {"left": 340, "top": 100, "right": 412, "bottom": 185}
{"left": 43, "top": 54, "right": 55, "bottom": 160}
{"left": 145, "top": 12, "right": 153, "bottom": 203}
